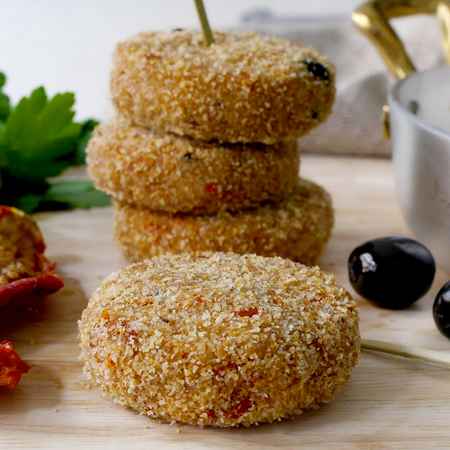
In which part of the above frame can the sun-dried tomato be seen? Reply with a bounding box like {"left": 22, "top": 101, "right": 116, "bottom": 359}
{"left": 0, "top": 206, "right": 62, "bottom": 391}
{"left": 0, "top": 273, "right": 63, "bottom": 309}
{"left": 0, "top": 340, "right": 30, "bottom": 390}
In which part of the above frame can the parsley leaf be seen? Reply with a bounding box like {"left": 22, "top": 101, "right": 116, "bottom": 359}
{"left": 15, "top": 193, "right": 44, "bottom": 214}
{"left": 4, "top": 180, "right": 110, "bottom": 213}
{"left": 0, "top": 73, "right": 10, "bottom": 121}
{"left": 0, "top": 72, "right": 109, "bottom": 213}
{"left": 0, "top": 87, "right": 81, "bottom": 181}
{"left": 43, "top": 180, "right": 110, "bottom": 209}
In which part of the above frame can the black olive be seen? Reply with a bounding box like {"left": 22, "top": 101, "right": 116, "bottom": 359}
{"left": 303, "top": 60, "right": 330, "bottom": 82}
{"left": 311, "top": 111, "right": 319, "bottom": 119}
{"left": 433, "top": 281, "right": 450, "bottom": 339}
{"left": 182, "top": 152, "right": 193, "bottom": 161}
{"left": 348, "top": 236, "right": 436, "bottom": 309}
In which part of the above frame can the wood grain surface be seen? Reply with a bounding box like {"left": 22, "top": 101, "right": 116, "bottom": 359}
{"left": 1, "top": 155, "right": 449, "bottom": 450}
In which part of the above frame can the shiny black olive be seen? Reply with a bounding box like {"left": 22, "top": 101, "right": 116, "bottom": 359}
{"left": 303, "top": 60, "right": 330, "bottom": 81}
{"left": 348, "top": 236, "right": 436, "bottom": 309}
{"left": 433, "top": 281, "right": 450, "bottom": 339}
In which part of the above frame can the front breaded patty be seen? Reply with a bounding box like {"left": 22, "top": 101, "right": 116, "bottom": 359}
{"left": 111, "top": 31, "right": 336, "bottom": 144}
{"left": 79, "top": 252, "right": 360, "bottom": 427}
{"left": 113, "top": 178, "right": 334, "bottom": 265}
{"left": 87, "top": 119, "right": 300, "bottom": 215}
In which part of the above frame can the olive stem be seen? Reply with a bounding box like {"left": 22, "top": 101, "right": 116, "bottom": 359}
{"left": 194, "top": 0, "right": 214, "bottom": 46}
{"left": 362, "top": 339, "right": 450, "bottom": 368}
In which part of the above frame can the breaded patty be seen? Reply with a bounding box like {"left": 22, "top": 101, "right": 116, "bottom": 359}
{"left": 87, "top": 119, "right": 300, "bottom": 214}
{"left": 111, "top": 31, "right": 335, "bottom": 144}
{"left": 114, "top": 178, "right": 333, "bottom": 265}
{"left": 0, "top": 206, "right": 64, "bottom": 309}
{"left": 0, "top": 206, "right": 46, "bottom": 286}
{"left": 79, "top": 252, "right": 360, "bottom": 427}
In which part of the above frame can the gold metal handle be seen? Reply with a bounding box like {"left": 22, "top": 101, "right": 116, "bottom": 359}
{"left": 352, "top": 0, "right": 450, "bottom": 80}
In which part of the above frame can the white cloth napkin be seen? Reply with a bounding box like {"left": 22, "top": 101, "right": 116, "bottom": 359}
{"left": 239, "top": 9, "right": 444, "bottom": 157}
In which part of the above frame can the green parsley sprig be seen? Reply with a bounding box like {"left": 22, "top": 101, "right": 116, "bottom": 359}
{"left": 0, "top": 73, "right": 109, "bottom": 213}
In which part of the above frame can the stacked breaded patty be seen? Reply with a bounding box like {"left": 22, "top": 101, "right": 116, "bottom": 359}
{"left": 87, "top": 30, "right": 336, "bottom": 263}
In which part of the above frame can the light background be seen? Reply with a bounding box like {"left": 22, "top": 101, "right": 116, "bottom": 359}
{"left": 0, "top": 0, "right": 361, "bottom": 120}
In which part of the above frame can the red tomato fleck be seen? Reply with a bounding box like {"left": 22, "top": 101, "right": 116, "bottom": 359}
{"left": 235, "top": 307, "right": 258, "bottom": 317}
{"left": 205, "top": 183, "right": 218, "bottom": 194}
{"left": 207, "top": 409, "right": 216, "bottom": 420}
{"left": 194, "top": 295, "right": 204, "bottom": 304}
{"left": 213, "top": 362, "right": 238, "bottom": 376}
{"left": 224, "top": 398, "right": 252, "bottom": 419}
{"left": 0, "top": 206, "right": 12, "bottom": 219}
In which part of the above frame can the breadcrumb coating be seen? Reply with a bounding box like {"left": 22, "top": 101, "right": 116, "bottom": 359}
{"left": 79, "top": 252, "right": 360, "bottom": 427}
{"left": 111, "top": 31, "right": 336, "bottom": 144}
{"left": 114, "top": 178, "right": 333, "bottom": 265}
{"left": 87, "top": 119, "right": 300, "bottom": 214}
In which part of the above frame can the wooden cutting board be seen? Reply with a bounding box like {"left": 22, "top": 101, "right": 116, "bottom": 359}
{"left": 1, "top": 155, "right": 449, "bottom": 450}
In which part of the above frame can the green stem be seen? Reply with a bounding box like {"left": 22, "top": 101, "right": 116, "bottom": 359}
{"left": 362, "top": 338, "right": 450, "bottom": 368}
{"left": 194, "top": 0, "right": 214, "bottom": 46}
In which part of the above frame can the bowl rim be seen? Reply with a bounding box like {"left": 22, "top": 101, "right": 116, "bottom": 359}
{"left": 389, "top": 66, "right": 450, "bottom": 143}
